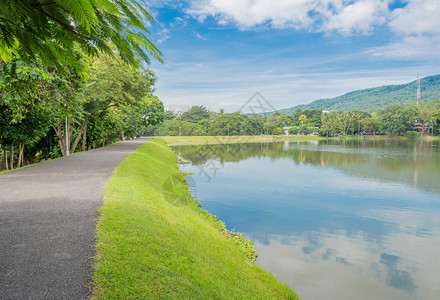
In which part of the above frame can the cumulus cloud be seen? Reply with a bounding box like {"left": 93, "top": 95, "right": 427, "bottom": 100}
{"left": 187, "top": 0, "right": 390, "bottom": 34}
{"left": 324, "top": 0, "right": 388, "bottom": 34}
{"left": 389, "top": 0, "right": 440, "bottom": 35}
{"left": 186, "top": 0, "right": 440, "bottom": 57}
{"left": 367, "top": 0, "right": 440, "bottom": 59}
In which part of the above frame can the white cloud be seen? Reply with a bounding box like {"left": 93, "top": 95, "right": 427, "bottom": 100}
{"left": 157, "top": 28, "right": 171, "bottom": 43}
{"left": 365, "top": 35, "right": 440, "bottom": 59}
{"left": 171, "top": 16, "right": 190, "bottom": 27}
{"left": 324, "top": 0, "right": 388, "bottom": 34}
{"left": 389, "top": 0, "right": 440, "bottom": 35}
{"left": 195, "top": 32, "right": 207, "bottom": 40}
{"left": 187, "top": 0, "right": 391, "bottom": 35}
{"left": 363, "top": 0, "right": 440, "bottom": 59}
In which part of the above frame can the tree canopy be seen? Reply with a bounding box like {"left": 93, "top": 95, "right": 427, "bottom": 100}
{"left": 0, "top": 0, "right": 162, "bottom": 69}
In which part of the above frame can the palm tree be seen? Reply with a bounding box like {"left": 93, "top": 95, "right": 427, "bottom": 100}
{"left": 299, "top": 114, "right": 307, "bottom": 125}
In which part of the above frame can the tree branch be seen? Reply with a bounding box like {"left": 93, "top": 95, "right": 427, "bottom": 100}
{"left": 38, "top": 2, "right": 57, "bottom": 7}
{"left": 29, "top": 2, "right": 92, "bottom": 41}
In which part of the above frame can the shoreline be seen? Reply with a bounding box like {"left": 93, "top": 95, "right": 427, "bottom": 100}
{"left": 162, "top": 134, "right": 440, "bottom": 146}
{"left": 92, "top": 138, "right": 299, "bottom": 299}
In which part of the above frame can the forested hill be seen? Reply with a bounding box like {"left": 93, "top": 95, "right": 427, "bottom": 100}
{"left": 277, "top": 74, "right": 440, "bottom": 114}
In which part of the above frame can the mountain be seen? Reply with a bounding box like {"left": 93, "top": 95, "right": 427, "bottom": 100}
{"left": 277, "top": 74, "right": 440, "bottom": 114}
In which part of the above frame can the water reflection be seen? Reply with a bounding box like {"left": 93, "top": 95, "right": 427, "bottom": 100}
{"left": 174, "top": 139, "right": 440, "bottom": 194}
{"left": 173, "top": 140, "right": 440, "bottom": 300}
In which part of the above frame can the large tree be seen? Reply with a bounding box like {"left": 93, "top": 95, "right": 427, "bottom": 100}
{"left": 0, "top": 0, "right": 162, "bottom": 69}
{"left": 379, "top": 104, "right": 418, "bottom": 136}
{"left": 180, "top": 106, "right": 211, "bottom": 123}
{"left": 81, "top": 54, "right": 161, "bottom": 146}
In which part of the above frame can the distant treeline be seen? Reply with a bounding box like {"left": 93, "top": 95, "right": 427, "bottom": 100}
{"left": 142, "top": 102, "right": 440, "bottom": 137}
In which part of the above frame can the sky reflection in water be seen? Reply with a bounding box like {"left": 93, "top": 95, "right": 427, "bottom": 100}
{"left": 173, "top": 139, "right": 440, "bottom": 300}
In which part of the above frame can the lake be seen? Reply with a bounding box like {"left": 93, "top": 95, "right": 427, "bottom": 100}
{"left": 172, "top": 139, "right": 440, "bottom": 300}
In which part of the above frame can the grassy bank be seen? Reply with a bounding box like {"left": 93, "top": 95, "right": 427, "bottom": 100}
{"left": 93, "top": 138, "right": 299, "bottom": 299}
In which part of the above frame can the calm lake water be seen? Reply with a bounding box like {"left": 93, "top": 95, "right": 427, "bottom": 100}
{"left": 172, "top": 139, "right": 440, "bottom": 300}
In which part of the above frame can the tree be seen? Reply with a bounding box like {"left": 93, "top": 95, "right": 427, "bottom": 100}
{"left": 302, "top": 109, "right": 322, "bottom": 127}
{"left": 141, "top": 95, "right": 166, "bottom": 127}
{"left": 272, "top": 127, "right": 283, "bottom": 135}
{"left": 82, "top": 54, "right": 157, "bottom": 145}
{"left": 0, "top": 58, "right": 56, "bottom": 168}
{"left": 361, "top": 115, "right": 381, "bottom": 135}
{"left": 156, "top": 120, "right": 204, "bottom": 136}
{"left": 288, "top": 126, "right": 299, "bottom": 135}
{"left": 180, "top": 106, "right": 211, "bottom": 123}
{"left": 262, "top": 114, "right": 285, "bottom": 135}
{"left": 417, "top": 104, "right": 436, "bottom": 136}
{"left": 433, "top": 110, "right": 440, "bottom": 135}
{"left": 206, "top": 113, "right": 260, "bottom": 136}
{"left": 0, "top": 0, "right": 162, "bottom": 69}
{"left": 0, "top": 59, "right": 53, "bottom": 121}
{"left": 0, "top": 103, "right": 50, "bottom": 169}
{"left": 299, "top": 114, "right": 307, "bottom": 126}
{"left": 379, "top": 104, "right": 418, "bottom": 136}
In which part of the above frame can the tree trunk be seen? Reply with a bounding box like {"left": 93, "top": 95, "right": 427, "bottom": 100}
{"left": 67, "top": 119, "right": 72, "bottom": 154}
{"left": 70, "top": 117, "right": 88, "bottom": 154}
{"left": 17, "top": 143, "right": 24, "bottom": 168}
{"left": 53, "top": 123, "right": 66, "bottom": 156}
{"left": 81, "top": 118, "right": 88, "bottom": 152}
{"left": 120, "top": 129, "right": 124, "bottom": 141}
{"left": 420, "top": 121, "right": 427, "bottom": 137}
{"left": 9, "top": 145, "right": 14, "bottom": 169}
{"left": 20, "top": 144, "right": 24, "bottom": 167}
{"left": 3, "top": 147, "right": 8, "bottom": 170}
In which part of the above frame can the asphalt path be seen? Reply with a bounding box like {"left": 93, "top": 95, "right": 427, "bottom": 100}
{"left": 0, "top": 138, "right": 150, "bottom": 299}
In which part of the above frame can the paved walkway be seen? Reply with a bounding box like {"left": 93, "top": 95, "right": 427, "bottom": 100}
{"left": 0, "top": 138, "right": 150, "bottom": 299}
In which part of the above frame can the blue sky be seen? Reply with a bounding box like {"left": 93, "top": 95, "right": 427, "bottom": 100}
{"left": 146, "top": 0, "right": 440, "bottom": 113}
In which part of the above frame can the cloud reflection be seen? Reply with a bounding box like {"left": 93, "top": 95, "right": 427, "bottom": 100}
{"left": 248, "top": 226, "right": 440, "bottom": 300}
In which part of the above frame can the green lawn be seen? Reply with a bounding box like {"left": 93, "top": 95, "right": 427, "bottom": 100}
{"left": 93, "top": 138, "right": 299, "bottom": 299}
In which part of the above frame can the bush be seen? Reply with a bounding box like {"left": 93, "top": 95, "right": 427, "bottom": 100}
{"left": 288, "top": 126, "right": 299, "bottom": 135}
{"left": 406, "top": 131, "right": 419, "bottom": 139}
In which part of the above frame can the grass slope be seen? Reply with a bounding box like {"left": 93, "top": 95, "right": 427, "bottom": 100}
{"left": 278, "top": 74, "right": 440, "bottom": 114}
{"left": 93, "top": 138, "right": 299, "bottom": 299}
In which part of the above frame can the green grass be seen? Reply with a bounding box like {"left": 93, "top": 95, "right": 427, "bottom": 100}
{"left": 422, "top": 135, "right": 440, "bottom": 141}
{"left": 93, "top": 138, "right": 299, "bottom": 299}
